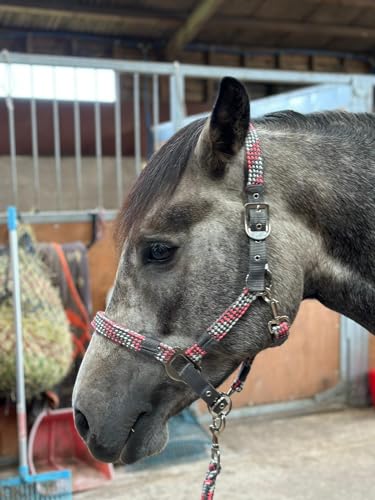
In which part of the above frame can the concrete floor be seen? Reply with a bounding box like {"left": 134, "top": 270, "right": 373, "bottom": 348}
{"left": 77, "top": 408, "right": 375, "bottom": 500}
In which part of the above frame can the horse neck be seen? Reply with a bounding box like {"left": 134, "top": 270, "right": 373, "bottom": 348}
{"left": 257, "top": 117, "right": 375, "bottom": 332}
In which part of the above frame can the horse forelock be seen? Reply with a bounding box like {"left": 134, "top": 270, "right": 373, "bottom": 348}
{"left": 115, "top": 118, "right": 206, "bottom": 248}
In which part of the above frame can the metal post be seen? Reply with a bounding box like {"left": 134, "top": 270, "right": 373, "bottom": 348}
{"left": 30, "top": 102, "right": 39, "bottom": 210}
{"left": 152, "top": 74, "right": 160, "bottom": 152}
{"left": 4, "top": 58, "right": 18, "bottom": 206}
{"left": 30, "top": 68, "right": 40, "bottom": 210}
{"left": 7, "top": 95, "right": 17, "bottom": 207}
{"left": 169, "top": 61, "right": 186, "bottom": 133}
{"left": 350, "top": 77, "right": 374, "bottom": 113}
{"left": 8, "top": 207, "right": 29, "bottom": 476}
{"left": 341, "top": 316, "right": 369, "bottom": 406}
{"left": 74, "top": 69, "right": 83, "bottom": 210}
{"left": 94, "top": 73, "right": 103, "bottom": 207}
{"left": 114, "top": 71, "right": 123, "bottom": 207}
{"left": 52, "top": 68, "right": 62, "bottom": 210}
{"left": 133, "top": 73, "right": 141, "bottom": 175}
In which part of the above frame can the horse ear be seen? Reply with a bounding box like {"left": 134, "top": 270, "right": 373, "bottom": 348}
{"left": 209, "top": 77, "right": 249, "bottom": 161}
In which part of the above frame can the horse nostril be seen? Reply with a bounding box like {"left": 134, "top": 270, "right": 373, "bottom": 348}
{"left": 74, "top": 408, "right": 90, "bottom": 440}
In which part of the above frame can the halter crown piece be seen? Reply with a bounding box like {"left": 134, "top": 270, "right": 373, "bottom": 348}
{"left": 93, "top": 122, "right": 290, "bottom": 500}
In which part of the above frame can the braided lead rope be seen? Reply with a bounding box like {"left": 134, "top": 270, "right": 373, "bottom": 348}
{"left": 270, "top": 321, "right": 289, "bottom": 343}
{"left": 201, "top": 461, "right": 221, "bottom": 500}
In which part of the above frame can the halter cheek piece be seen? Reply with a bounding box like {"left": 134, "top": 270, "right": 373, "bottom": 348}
{"left": 92, "top": 123, "right": 290, "bottom": 499}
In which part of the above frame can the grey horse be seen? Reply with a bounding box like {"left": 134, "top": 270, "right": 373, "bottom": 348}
{"left": 73, "top": 77, "right": 375, "bottom": 465}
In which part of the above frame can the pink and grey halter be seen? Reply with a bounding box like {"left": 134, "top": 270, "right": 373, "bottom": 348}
{"left": 92, "top": 123, "right": 290, "bottom": 500}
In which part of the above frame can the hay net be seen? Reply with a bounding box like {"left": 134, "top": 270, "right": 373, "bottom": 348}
{"left": 0, "top": 225, "right": 72, "bottom": 398}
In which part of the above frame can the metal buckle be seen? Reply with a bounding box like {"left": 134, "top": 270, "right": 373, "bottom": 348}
{"left": 165, "top": 349, "right": 196, "bottom": 383}
{"left": 244, "top": 203, "right": 270, "bottom": 240}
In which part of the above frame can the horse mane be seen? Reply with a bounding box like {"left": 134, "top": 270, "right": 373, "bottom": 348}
{"left": 116, "top": 118, "right": 206, "bottom": 246}
{"left": 255, "top": 110, "right": 375, "bottom": 137}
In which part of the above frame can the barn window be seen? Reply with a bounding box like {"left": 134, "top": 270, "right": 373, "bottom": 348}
{"left": 0, "top": 64, "right": 116, "bottom": 103}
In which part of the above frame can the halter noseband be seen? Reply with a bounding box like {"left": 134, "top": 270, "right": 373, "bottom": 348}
{"left": 92, "top": 122, "right": 290, "bottom": 499}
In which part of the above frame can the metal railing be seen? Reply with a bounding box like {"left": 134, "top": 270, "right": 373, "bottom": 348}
{"left": 0, "top": 52, "right": 179, "bottom": 217}
{"left": 0, "top": 51, "right": 374, "bottom": 224}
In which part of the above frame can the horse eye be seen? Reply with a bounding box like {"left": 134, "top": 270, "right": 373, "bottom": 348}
{"left": 144, "top": 242, "right": 177, "bottom": 264}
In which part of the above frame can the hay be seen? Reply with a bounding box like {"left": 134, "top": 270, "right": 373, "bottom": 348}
{"left": 0, "top": 226, "right": 72, "bottom": 398}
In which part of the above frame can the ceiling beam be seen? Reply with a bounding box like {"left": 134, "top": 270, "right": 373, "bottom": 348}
{"left": 214, "top": 18, "right": 375, "bottom": 40}
{"left": 0, "top": 3, "right": 182, "bottom": 29}
{"left": 165, "top": 0, "right": 225, "bottom": 60}
{"left": 315, "top": 0, "right": 375, "bottom": 7}
{"left": 0, "top": 3, "right": 374, "bottom": 47}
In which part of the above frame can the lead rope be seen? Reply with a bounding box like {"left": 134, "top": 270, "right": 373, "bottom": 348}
{"left": 201, "top": 359, "right": 251, "bottom": 500}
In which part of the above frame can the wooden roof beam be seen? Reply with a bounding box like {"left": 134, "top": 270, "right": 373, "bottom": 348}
{"left": 216, "top": 18, "right": 375, "bottom": 40}
{"left": 312, "top": 0, "right": 375, "bottom": 8}
{"left": 0, "top": 3, "right": 181, "bottom": 28}
{"left": 165, "top": 0, "right": 225, "bottom": 61}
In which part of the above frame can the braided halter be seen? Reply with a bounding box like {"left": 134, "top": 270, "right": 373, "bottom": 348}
{"left": 92, "top": 123, "right": 289, "bottom": 500}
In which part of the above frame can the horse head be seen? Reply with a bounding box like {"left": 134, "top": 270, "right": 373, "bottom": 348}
{"left": 73, "top": 77, "right": 356, "bottom": 463}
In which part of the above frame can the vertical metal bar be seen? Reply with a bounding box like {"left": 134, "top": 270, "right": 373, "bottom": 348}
{"left": 8, "top": 207, "right": 28, "bottom": 475}
{"left": 169, "top": 62, "right": 186, "bottom": 133}
{"left": 94, "top": 101, "right": 103, "bottom": 207}
{"left": 350, "top": 77, "right": 374, "bottom": 113}
{"left": 341, "top": 316, "right": 369, "bottom": 406}
{"left": 7, "top": 97, "right": 17, "bottom": 207}
{"left": 74, "top": 69, "right": 82, "bottom": 209}
{"left": 169, "top": 74, "right": 177, "bottom": 134}
{"left": 30, "top": 68, "right": 40, "bottom": 210}
{"left": 174, "top": 61, "right": 186, "bottom": 129}
{"left": 94, "top": 73, "right": 103, "bottom": 207}
{"left": 114, "top": 71, "right": 123, "bottom": 207}
{"left": 4, "top": 58, "right": 18, "bottom": 206}
{"left": 152, "top": 74, "right": 159, "bottom": 152}
{"left": 52, "top": 68, "right": 62, "bottom": 209}
{"left": 133, "top": 73, "right": 141, "bottom": 175}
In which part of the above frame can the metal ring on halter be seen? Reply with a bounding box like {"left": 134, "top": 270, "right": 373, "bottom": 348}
{"left": 245, "top": 264, "right": 273, "bottom": 292}
{"left": 165, "top": 349, "right": 199, "bottom": 383}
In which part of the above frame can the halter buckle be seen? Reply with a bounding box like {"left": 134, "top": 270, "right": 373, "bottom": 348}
{"left": 244, "top": 203, "right": 270, "bottom": 240}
